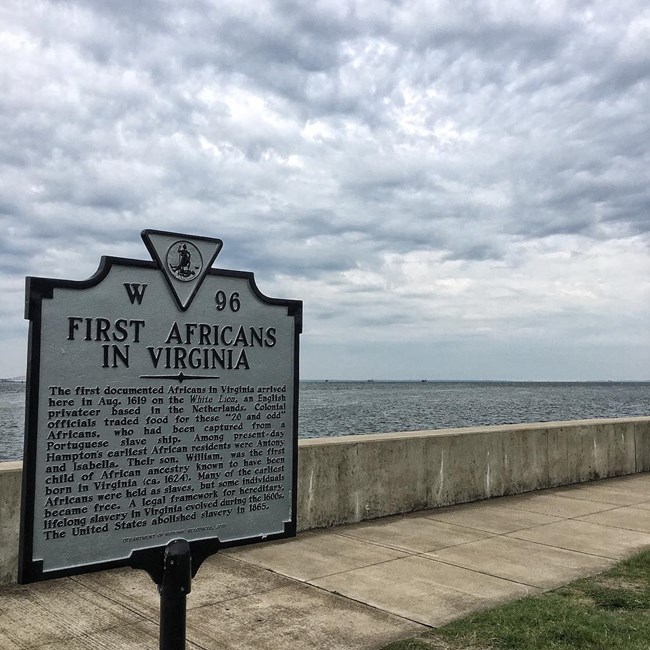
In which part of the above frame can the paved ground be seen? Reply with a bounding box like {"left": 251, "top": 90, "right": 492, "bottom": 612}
{"left": 2, "top": 473, "right": 650, "bottom": 649}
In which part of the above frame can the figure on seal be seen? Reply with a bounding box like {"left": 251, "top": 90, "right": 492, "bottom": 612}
{"left": 171, "top": 243, "right": 196, "bottom": 278}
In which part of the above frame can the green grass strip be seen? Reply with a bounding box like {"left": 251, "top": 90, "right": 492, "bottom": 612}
{"left": 383, "top": 548, "right": 650, "bottom": 650}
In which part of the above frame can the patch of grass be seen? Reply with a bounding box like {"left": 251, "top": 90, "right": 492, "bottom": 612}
{"left": 383, "top": 548, "right": 650, "bottom": 650}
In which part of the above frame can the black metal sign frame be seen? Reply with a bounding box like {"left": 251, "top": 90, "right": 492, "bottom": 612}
{"left": 19, "top": 232, "right": 301, "bottom": 586}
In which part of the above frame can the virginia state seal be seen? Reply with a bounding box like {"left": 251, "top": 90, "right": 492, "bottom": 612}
{"left": 166, "top": 240, "right": 203, "bottom": 282}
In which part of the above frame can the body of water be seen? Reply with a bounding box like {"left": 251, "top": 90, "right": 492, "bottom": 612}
{"left": 1, "top": 380, "right": 649, "bottom": 460}
{"left": 0, "top": 383, "right": 26, "bottom": 461}
{"left": 299, "top": 380, "right": 650, "bottom": 438}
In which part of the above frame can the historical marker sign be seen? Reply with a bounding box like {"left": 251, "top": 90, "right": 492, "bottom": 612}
{"left": 19, "top": 230, "right": 302, "bottom": 583}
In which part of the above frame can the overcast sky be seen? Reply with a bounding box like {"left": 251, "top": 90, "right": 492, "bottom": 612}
{"left": 1, "top": 0, "right": 648, "bottom": 380}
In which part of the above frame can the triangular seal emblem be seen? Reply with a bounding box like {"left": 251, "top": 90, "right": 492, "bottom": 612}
{"left": 141, "top": 229, "right": 223, "bottom": 311}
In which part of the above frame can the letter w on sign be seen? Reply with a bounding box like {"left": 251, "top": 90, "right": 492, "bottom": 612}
{"left": 124, "top": 283, "right": 147, "bottom": 305}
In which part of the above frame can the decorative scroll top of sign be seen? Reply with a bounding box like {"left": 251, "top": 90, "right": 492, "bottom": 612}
{"left": 142, "top": 229, "right": 223, "bottom": 311}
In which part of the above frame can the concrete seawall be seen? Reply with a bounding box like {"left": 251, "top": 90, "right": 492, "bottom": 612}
{"left": 2, "top": 417, "right": 649, "bottom": 585}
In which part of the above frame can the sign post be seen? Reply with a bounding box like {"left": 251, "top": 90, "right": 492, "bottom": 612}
{"left": 159, "top": 538, "right": 191, "bottom": 650}
{"left": 18, "top": 230, "right": 302, "bottom": 645}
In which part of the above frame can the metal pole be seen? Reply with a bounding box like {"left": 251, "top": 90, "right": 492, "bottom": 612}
{"left": 159, "top": 539, "right": 192, "bottom": 650}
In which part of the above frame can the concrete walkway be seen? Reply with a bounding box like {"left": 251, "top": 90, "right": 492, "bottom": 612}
{"left": 2, "top": 473, "right": 650, "bottom": 649}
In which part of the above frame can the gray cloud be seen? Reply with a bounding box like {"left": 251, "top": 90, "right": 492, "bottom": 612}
{"left": 0, "top": 0, "right": 648, "bottom": 379}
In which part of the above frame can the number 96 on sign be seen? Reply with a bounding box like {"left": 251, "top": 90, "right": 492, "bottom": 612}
{"left": 215, "top": 291, "right": 240, "bottom": 312}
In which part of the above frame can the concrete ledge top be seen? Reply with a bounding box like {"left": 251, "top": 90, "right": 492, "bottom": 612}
{"left": 0, "top": 461, "right": 22, "bottom": 473}
{"left": 1, "top": 418, "right": 649, "bottom": 465}
{"left": 298, "top": 416, "right": 650, "bottom": 447}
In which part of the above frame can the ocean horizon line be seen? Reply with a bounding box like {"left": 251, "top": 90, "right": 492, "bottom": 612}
{"left": 300, "top": 378, "right": 650, "bottom": 384}
{"left": 2, "top": 377, "right": 649, "bottom": 384}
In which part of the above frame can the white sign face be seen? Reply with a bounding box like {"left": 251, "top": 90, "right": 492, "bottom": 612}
{"left": 20, "top": 231, "right": 301, "bottom": 582}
